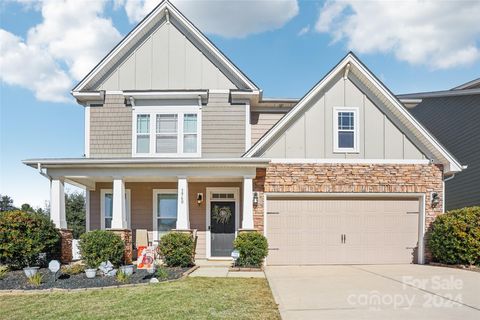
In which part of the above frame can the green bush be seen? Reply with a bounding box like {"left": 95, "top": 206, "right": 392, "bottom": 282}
{"left": 155, "top": 266, "right": 169, "bottom": 281}
{"left": 157, "top": 232, "right": 194, "bottom": 267}
{"left": 79, "top": 230, "right": 124, "bottom": 268}
{"left": 233, "top": 232, "right": 268, "bottom": 268}
{"left": 0, "top": 210, "right": 60, "bottom": 269}
{"left": 428, "top": 206, "right": 480, "bottom": 266}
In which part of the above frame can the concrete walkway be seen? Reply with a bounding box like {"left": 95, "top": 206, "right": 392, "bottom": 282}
{"left": 189, "top": 266, "right": 265, "bottom": 278}
{"left": 265, "top": 265, "right": 480, "bottom": 320}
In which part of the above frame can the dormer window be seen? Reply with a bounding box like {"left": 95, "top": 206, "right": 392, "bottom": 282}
{"left": 334, "top": 107, "right": 359, "bottom": 153}
{"left": 133, "top": 106, "right": 201, "bottom": 157}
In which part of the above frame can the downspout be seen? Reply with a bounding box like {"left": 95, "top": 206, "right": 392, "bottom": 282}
{"left": 37, "top": 163, "right": 51, "bottom": 180}
{"left": 129, "top": 96, "right": 136, "bottom": 109}
{"left": 442, "top": 173, "right": 456, "bottom": 213}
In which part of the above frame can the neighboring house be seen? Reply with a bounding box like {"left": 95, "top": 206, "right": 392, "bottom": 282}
{"left": 24, "top": 1, "right": 464, "bottom": 266}
{"left": 398, "top": 79, "right": 480, "bottom": 211}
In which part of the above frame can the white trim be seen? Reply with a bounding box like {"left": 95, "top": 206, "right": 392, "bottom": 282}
{"left": 263, "top": 192, "right": 426, "bottom": 266}
{"left": 84, "top": 105, "right": 90, "bottom": 157}
{"left": 50, "top": 178, "right": 66, "bottom": 229}
{"left": 72, "top": 2, "right": 257, "bottom": 92}
{"left": 270, "top": 159, "right": 430, "bottom": 165}
{"left": 333, "top": 107, "right": 359, "bottom": 153}
{"left": 244, "top": 54, "right": 462, "bottom": 174}
{"left": 152, "top": 189, "right": 178, "bottom": 242}
{"left": 206, "top": 187, "right": 240, "bottom": 259}
{"left": 245, "top": 100, "right": 251, "bottom": 150}
{"left": 85, "top": 190, "right": 90, "bottom": 232}
{"left": 132, "top": 105, "right": 201, "bottom": 157}
{"left": 100, "top": 189, "right": 131, "bottom": 230}
{"left": 124, "top": 91, "right": 208, "bottom": 101}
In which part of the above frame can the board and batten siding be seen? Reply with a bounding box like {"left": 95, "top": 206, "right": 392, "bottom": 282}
{"left": 97, "top": 22, "right": 236, "bottom": 91}
{"left": 202, "top": 92, "right": 246, "bottom": 158}
{"left": 261, "top": 74, "right": 426, "bottom": 160}
{"left": 90, "top": 94, "right": 132, "bottom": 158}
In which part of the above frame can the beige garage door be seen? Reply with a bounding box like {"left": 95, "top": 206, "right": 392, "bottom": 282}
{"left": 266, "top": 197, "right": 420, "bottom": 265}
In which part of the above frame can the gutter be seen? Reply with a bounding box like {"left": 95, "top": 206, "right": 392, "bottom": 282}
{"left": 37, "top": 163, "right": 51, "bottom": 180}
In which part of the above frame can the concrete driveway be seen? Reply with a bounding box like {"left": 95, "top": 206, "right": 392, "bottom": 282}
{"left": 265, "top": 265, "right": 480, "bottom": 320}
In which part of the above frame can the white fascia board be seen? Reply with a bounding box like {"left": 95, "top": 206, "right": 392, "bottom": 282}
{"left": 244, "top": 55, "right": 351, "bottom": 157}
{"left": 72, "top": 91, "right": 104, "bottom": 103}
{"left": 350, "top": 55, "right": 463, "bottom": 173}
{"left": 23, "top": 158, "right": 270, "bottom": 169}
{"left": 123, "top": 90, "right": 208, "bottom": 101}
{"left": 244, "top": 53, "right": 463, "bottom": 174}
{"left": 167, "top": 4, "right": 258, "bottom": 91}
{"left": 73, "top": 1, "right": 258, "bottom": 93}
{"left": 271, "top": 159, "right": 430, "bottom": 165}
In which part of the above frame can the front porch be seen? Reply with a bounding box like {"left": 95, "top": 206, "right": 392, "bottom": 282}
{"left": 25, "top": 158, "right": 269, "bottom": 263}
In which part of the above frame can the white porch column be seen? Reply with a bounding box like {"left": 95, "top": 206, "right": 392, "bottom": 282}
{"left": 111, "top": 178, "right": 127, "bottom": 229}
{"left": 242, "top": 176, "right": 255, "bottom": 229}
{"left": 50, "top": 178, "right": 67, "bottom": 229}
{"left": 176, "top": 177, "right": 190, "bottom": 230}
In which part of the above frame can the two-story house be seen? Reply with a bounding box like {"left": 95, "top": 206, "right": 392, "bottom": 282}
{"left": 24, "top": 1, "right": 464, "bottom": 266}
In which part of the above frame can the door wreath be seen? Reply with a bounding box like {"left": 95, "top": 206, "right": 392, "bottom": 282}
{"left": 212, "top": 205, "right": 232, "bottom": 224}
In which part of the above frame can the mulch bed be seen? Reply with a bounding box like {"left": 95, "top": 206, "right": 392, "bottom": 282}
{"left": 429, "top": 262, "right": 480, "bottom": 273}
{"left": 0, "top": 266, "right": 190, "bottom": 291}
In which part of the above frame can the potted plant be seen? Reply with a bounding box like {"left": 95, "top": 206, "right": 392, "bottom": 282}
{"left": 119, "top": 264, "right": 134, "bottom": 276}
{"left": 23, "top": 266, "right": 40, "bottom": 278}
{"left": 84, "top": 265, "right": 97, "bottom": 278}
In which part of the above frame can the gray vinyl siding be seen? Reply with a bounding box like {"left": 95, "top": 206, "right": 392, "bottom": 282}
{"left": 98, "top": 22, "right": 236, "bottom": 91}
{"left": 261, "top": 74, "right": 425, "bottom": 160}
{"left": 409, "top": 95, "right": 480, "bottom": 210}
{"left": 90, "top": 95, "right": 132, "bottom": 157}
{"left": 202, "top": 92, "right": 246, "bottom": 157}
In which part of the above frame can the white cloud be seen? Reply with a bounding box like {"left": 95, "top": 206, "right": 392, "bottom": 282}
{"left": 1, "top": 0, "right": 122, "bottom": 102}
{"left": 119, "top": 0, "right": 299, "bottom": 38}
{"left": 315, "top": 0, "right": 480, "bottom": 69}
{"left": 297, "top": 25, "right": 310, "bottom": 36}
{"left": 0, "top": 29, "right": 71, "bottom": 102}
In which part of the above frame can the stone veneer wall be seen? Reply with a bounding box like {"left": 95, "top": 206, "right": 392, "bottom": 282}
{"left": 253, "top": 163, "right": 443, "bottom": 245}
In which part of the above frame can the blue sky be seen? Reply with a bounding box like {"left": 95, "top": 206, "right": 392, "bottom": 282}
{"left": 1, "top": 0, "right": 479, "bottom": 208}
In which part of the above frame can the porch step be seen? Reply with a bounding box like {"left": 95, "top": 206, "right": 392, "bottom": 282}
{"left": 195, "top": 259, "right": 233, "bottom": 267}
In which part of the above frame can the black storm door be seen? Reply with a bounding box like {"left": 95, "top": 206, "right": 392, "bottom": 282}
{"left": 210, "top": 201, "right": 236, "bottom": 257}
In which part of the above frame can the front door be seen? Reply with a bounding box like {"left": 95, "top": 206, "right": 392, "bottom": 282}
{"left": 210, "top": 201, "right": 236, "bottom": 257}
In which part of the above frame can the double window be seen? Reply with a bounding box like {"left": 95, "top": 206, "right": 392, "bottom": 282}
{"left": 334, "top": 107, "right": 359, "bottom": 152}
{"left": 134, "top": 107, "right": 200, "bottom": 157}
{"left": 153, "top": 190, "right": 178, "bottom": 240}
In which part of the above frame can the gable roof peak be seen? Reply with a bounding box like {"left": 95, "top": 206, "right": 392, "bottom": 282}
{"left": 72, "top": 0, "right": 258, "bottom": 93}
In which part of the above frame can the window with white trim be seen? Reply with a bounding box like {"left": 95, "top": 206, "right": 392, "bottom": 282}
{"left": 133, "top": 106, "right": 200, "bottom": 157}
{"left": 153, "top": 191, "right": 178, "bottom": 239}
{"left": 334, "top": 107, "right": 359, "bottom": 152}
{"left": 100, "top": 189, "right": 131, "bottom": 229}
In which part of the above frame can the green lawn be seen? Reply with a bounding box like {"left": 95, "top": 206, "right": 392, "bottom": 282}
{"left": 0, "top": 277, "right": 280, "bottom": 320}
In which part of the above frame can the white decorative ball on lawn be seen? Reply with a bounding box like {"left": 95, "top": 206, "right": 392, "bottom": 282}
{"left": 48, "top": 260, "right": 61, "bottom": 273}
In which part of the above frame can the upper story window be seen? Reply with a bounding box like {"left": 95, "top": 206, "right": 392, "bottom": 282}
{"left": 133, "top": 106, "right": 201, "bottom": 157}
{"left": 334, "top": 107, "right": 359, "bottom": 153}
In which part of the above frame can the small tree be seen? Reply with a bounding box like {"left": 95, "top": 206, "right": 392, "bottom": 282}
{"left": 0, "top": 210, "right": 61, "bottom": 269}
{"left": 21, "top": 203, "right": 35, "bottom": 213}
{"left": 0, "top": 195, "right": 15, "bottom": 212}
{"left": 66, "top": 192, "right": 86, "bottom": 238}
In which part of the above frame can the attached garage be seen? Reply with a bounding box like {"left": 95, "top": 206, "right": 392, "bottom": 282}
{"left": 266, "top": 196, "right": 423, "bottom": 265}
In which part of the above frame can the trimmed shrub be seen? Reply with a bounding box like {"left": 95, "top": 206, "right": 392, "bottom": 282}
{"left": 79, "top": 230, "right": 124, "bottom": 268}
{"left": 0, "top": 210, "right": 60, "bottom": 269}
{"left": 233, "top": 232, "right": 268, "bottom": 268}
{"left": 157, "top": 232, "right": 194, "bottom": 267}
{"left": 428, "top": 206, "right": 480, "bottom": 266}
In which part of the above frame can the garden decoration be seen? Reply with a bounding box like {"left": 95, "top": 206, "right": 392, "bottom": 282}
{"left": 137, "top": 246, "right": 156, "bottom": 269}
{"left": 120, "top": 264, "right": 134, "bottom": 276}
{"left": 48, "top": 260, "right": 61, "bottom": 282}
{"left": 99, "top": 261, "right": 117, "bottom": 277}
{"left": 212, "top": 205, "right": 232, "bottom": 224}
